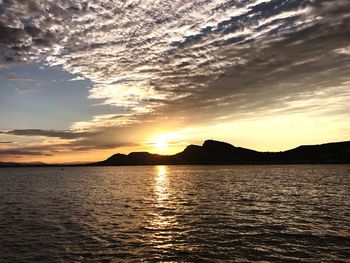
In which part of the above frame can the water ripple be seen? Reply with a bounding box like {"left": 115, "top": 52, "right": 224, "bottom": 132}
{"left": 0, "top": 165, "right": 349, "bottom": 262}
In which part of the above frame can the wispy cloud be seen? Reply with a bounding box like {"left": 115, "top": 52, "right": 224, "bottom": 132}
{"left": 0, "top": 126, "right": 140, "bottom": 157}
{"left": 0, "top": 149, "right": 52, "bottom": 156}
{"left": 1, "top": 0, "right": 349, "bottom": 118}
{"left": 0, "top": 129, "right": 95, "bottom": 139}
{"left": 14, "top": 86, "right": 42, "bottom": 94}
{"left": 71, "top": 114, "right": 140, "bottom": 131}
{"left": 1, "top": 0, "right": 350, "bottom": 158}
{"left": 6, "top": 73, "right": 38, "bottom": 82}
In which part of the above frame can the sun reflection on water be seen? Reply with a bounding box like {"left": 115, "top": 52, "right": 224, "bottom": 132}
{"left": 147, "top": 166, "right": 178, "bottom": 248}
{"left": 154, "top": 165, "right": 169, "bottom": 202}
{"left": 157, "top": 165, "right": 167, "bottom": 179}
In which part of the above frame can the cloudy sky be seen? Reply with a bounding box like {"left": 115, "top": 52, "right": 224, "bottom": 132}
{"left": 0, "top": 0, "right": 349, "bottom": 163}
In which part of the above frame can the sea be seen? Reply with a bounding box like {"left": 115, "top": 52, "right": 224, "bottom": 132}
{"left": 0, "top": 165, "right": 349, "bottom": 262}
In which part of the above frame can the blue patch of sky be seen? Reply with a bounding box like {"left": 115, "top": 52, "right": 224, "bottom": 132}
{"left": 0, "top": 62, "right": 123, "bottom": 130}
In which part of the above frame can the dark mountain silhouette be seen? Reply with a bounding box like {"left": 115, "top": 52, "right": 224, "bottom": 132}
{"left": 1, "top": 140, "right": 349, "bottom": 167}
{"left": 91, "top": 140, "right": 350, "bottom": 166}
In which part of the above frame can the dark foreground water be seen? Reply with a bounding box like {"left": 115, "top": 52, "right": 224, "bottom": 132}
{"left": 0, "top": 165, "right": 349, "bottom": 262}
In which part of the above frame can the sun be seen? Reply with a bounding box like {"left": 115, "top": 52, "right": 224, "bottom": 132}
{"left": 151, "top": 132, "right": 184, "bottom": 153}
{"left": 154, "top": 138, "right": 167, "bottom": 153}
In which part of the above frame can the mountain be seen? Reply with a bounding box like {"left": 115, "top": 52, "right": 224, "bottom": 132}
{"left": 1, "top": 140, "right": 348, "bottom": 167}
{"left": 91, "top": 140, "right": 350, "bottom": 166}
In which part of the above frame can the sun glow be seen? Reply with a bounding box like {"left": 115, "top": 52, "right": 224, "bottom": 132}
{"left": 151, "top": 132, "right": 184, "bottom": 154}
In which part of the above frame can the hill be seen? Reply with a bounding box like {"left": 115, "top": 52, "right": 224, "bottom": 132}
{"left": 91, "top": 140, "right": 350, "bottom": 166}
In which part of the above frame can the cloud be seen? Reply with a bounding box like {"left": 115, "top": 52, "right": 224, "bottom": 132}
{"left": 0, "top": 125, "right": 142, "bottom": 156}
{"left": 71, "top": 114, "right": 140, "bottom": 131}
{"left": 6, "top": 73, "right": 38, "bottom": 82}
{"left": 68, "top": 75, "right": 86, "bottom": 81}
{"left": 0, "top": 129, "right": 95, "bottom": 139}
{"left": 0, "top": 136, "right": 137, "bottom": 157}
{"left": 1, "top": 0, "right": 350, "bottom": 159}
{"left": 15, "top": 87, "right": 42, "bottom": 94}
{"left": 0, "top": 149, "right": 52, "bottom": 156}
{"left": 0, "top": 0, "right": 347, "bottom": 118}
{"left": 0, "top": 143, "right": 53, "bottom": 156}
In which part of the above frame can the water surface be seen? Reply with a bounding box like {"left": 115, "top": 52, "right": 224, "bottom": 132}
{"left": 0, "top": 165, "right": 349, "bottom": 262}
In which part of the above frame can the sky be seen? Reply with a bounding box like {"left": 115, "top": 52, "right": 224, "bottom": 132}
{"left": 0, "top": 0, "right": 349, "bottom": 163}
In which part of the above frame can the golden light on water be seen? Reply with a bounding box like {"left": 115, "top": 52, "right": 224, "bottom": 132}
{"left": 149, "top": 165, "right": 178, "bottom": 248}
{"left": 154, "top": 165, "right": 169, "bottom": 200}
{"left": 157, "top": 165, "right": 167, "bottom": 177}
{"left": 150, "top": 166, "right": 172, "bottom": 224}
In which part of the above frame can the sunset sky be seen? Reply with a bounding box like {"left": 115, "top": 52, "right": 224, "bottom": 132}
{"left": 0, "top": 0, "right": 349, "bottom": 163}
